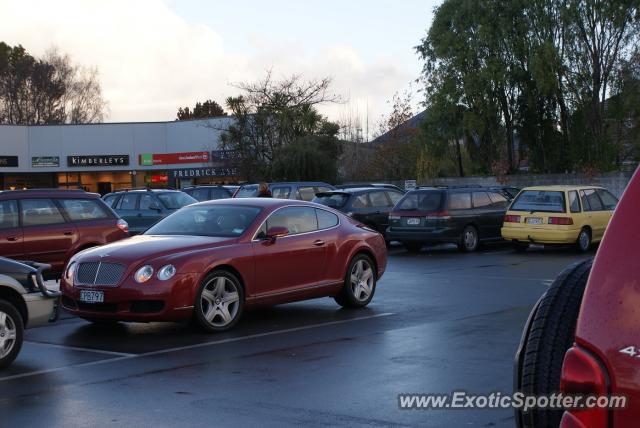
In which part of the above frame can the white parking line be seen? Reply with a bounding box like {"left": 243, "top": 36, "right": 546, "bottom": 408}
{"left": 25, "top": 341, "right": 136, "bottom": 357}
{"left": 0, "top": 312, "right": 394, "bottom": 382}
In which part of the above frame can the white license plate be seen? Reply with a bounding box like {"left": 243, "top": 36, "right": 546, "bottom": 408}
{"left": 79, "top": 290, "right": 104, "bottom": 303}
{"left": 526, "top": 217, "right": 543, "bottom": 225}
{"left": 406, "top": 218, "right": 421, "bottom": 225}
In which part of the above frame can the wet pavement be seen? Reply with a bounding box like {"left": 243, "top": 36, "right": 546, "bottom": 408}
{"left": 0, "top": 244, "right": 590, "bottom": 427}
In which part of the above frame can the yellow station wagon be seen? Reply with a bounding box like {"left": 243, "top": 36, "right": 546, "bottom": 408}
{"left": 501, "top": 185, "right": 618, "bottom": 252}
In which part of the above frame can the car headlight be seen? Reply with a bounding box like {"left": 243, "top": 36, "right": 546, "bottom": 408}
{"left": 157, "top": 264, "right": 176, "bottom": 281}
{"left": 134, "top": 265, "right": 154, "bottom": 283}
{"left": 65, "top": 262, "right": 77, "bottom": 285}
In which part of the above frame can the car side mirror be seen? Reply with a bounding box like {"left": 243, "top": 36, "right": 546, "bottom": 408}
{"left": 265, "top": 226, "right": 289, "bottom": 242}
{"left": 148, "top": 202, "right": 162, "bottom": 211}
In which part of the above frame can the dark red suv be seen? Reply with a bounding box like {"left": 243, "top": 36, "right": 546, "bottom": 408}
{"left": 0, "top": 189, "right": 129, "bottom": 276}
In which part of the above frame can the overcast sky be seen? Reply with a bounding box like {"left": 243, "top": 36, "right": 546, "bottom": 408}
{"left": 0, "top": 0, "right": 439, "bottom": 133}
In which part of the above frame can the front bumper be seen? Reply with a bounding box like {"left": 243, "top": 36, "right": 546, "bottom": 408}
{"left": 501, "top": 226, "right": 580, "bottom": 244}
{"left": 61, "top": 273, "right": 198, "bottom": 322}
{"left": 23, "top": 291, "right": 58, "bottom": 328}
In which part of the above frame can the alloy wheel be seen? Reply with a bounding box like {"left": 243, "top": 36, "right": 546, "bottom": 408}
{"left": 200, "top": 276, "right": 241, "bottom": 328}
{"left": 350, "top": 259, "right": 374, "bottom": 302}
{"left": 0, "top": 310, "right": 17, "bottom": 359}
{"left": 464, "top": 228, "right": 478, "bottom": 251}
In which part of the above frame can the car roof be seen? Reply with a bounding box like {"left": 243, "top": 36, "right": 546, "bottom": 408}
{"left": 318, "top": 187, "right": 387, "bottom": 195}
{"left": 0, "top": 189, "right": 100, "bottom": 199}
{"left": 240, "top": 182, "right": 333, "bottom": 187}
{"left": 109, "top": 189, "right": 182, "bottom": 194}
{"left": 521, "top": 185, "right": 605, "bottom": 192}
{"left": 193, "top": 197, "right": 314, "bottom": 209}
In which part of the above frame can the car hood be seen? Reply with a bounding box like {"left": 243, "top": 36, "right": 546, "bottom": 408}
{"left": 73, "top": 234, "right": 236, "bottom": 263}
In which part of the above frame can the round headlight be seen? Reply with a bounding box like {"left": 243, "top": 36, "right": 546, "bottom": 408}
{"left": 157, "top": 264, "right": 176, "bottom": 281}
{"left": 134, "top": 265, "right": 154, "bottom": 283}
{"left": 65, "top": 262, "right": 77, "bottom": 284}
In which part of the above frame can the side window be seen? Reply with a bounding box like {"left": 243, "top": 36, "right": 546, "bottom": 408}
{"left": 117, "top": 193, "right": 138, "bottom": 210}
{"left": 351, "top": 194, "right": 371, "bottom": 208}
{"left": 297, "top": 187, "right": 316, "bottom": 201}
{"left": 192, "top": 188, "right": 210, "bottom": 201}
{"left": 60, "top": 199, "right": 110, "bottom": 221}
{"left": 316, "top": 209, "right": 339, "bottom": 229}
{"left": 369, "top": 191, "right": 390, "bottom": 207}
{"left": 0, "top": 200, "right": 19, "bottom": 229}
{"left": 21, "top": 199, "right": 66, "bottom": 226}
{"left": 583, "top": 189, "right": 603, "bottom": 211}
{"left": 272, "top": 186, "right": 292, "bottom": 199}
{"left": 266, "top": 206, "right": 318, "bottom": 235}
{"left": 568, "top": 191, "right": 581, "bottom": 213}
{"left": 596, "top": 189, "right": 618, "bottom": 210}
{"left": 487, "top": 192, "right": 509, "bottom": 209}
{"left": 472, "top": 192, "right": 492, "bottom": 208}
{"left": 579, "top": 191, "right": 591, "bottom": 211}
{"left": 448, "top": 193, "right": 472, "bottom": 210}
{"left": 102, "top": 194, "right": 119, "bottom": 208}
{"left": 387, "top": 191, "right": 403, "bottom": 206}
{"left": 139, "top": 194, "right": 154, "bottom": 210}
{"left": 211, "top": 188, "right": 231, "bottom": 200}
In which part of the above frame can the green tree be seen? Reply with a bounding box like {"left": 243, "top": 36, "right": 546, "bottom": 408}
{"left": 176, "top": 99, "right": 226, "bottom": 120}
{"left": 219, "top": 72, "right": 341, "bottom": 182}
{"left": 0, "top": 42, "right": 106, "bottom": 124}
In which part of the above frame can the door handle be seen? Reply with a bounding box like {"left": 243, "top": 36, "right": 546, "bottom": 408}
{"left": 313, "top": 240, "right": 325, "bottom": 246}
{"left": 6, "top": 236, "right": 18, "bottom": 242}
{"left": 63, "top": 231, "right": 74, "bottom": 236}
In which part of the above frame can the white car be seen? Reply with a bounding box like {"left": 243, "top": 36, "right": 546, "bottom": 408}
{"left": 0, "top": 258, "right": 59, "bottom": 368}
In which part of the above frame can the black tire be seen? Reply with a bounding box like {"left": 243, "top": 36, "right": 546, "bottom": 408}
{"left": 403, "top": 242, "right": 423, "bottom": 253}
{"left": 513, "top": 242, "right": 529, "bottom": 252}
{"left": 460, "top": 225, "right": 480, "bottom": 252}
{"left": 575, "top": 228, "right": 592, "bottom": 253}
{"left": 516, "top": 258, "right": 593, "bottom": 428}
{"left": 335, "top": 254, "right": 377, "bottom": 308}
{"left": 0, "top": 299, "right": 24, "bottom": 369}
{"left": 193, "top": 270, "right": 244, "bottom": 332}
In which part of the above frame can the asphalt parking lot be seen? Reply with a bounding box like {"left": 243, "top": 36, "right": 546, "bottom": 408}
{"left": 0, "top": 244, "right": 590, "bottom": 427}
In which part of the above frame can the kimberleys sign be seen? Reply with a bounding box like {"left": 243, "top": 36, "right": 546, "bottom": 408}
{"left": 170, "top": 167, "right": 238, "bottom": 179}
{"left": 68, "top": 155, "right": 129, "bottom": 167}
{"left": 139, "top": 151, "right": 209, "bottom": 166}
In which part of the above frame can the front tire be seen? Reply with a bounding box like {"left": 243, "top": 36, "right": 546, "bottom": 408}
{"left": 335, "top": 254, "right": 377, "bottom": 308}
{"left": 0, "top": 299, "right": 24, "bottom": 369}
{"left": 516, "top": 258, "right": 592, "bottom": 427}
{"left": 194, "top": 270, "right": 244, "bottom": 332}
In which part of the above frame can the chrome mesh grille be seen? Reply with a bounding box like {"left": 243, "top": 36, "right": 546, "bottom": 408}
{"left": 76, "top": 262, "right": 125, "bottom": 286}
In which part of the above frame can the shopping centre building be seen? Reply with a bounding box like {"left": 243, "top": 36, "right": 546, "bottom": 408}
{"left": 0, "top": 117, "right": 240, "bottom": 194}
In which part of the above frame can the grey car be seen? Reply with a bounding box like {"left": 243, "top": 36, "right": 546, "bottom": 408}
{"left": 102, "top": 189, "right": 197, "bottom": 235}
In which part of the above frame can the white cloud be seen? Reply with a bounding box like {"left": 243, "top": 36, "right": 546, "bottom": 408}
{"left": 0, "top": 0, "right": 417, "bottom": 127}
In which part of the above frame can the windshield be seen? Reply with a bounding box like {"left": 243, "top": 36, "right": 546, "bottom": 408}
{"left": 235, "top": 185, "right": 259, "bottom": 198}
{"left": 145, "top": 205, "right": 262, "bottom": 237}
{"left": 395, "top": 191, "right": 443, "bottom": 211}
{"left": 312, "top": 193, "right": 349, "bottom": 209}
{"left": 157, "top": 192, "right": 197, "bottom": 210}
{"left": 510, "top": 190, "right": 566, "bottom": 213}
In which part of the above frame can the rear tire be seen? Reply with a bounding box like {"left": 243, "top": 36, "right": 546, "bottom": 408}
{"left": 403, "top": 242, "right": 423, "bottom": 253}
{"left": 0, "top": 299, "right": 24, "bottom": 369}
{"left": 460, "top": 225, "right": 479, "bottom": 252}
{"left": 516, "top": 258, "right": 593, "bottom": 428}
{"left": 335, "top": 254, "right": 377, "bottom": 308}
{"left": 575, "top": 228, "right": 591, "bottom": 253}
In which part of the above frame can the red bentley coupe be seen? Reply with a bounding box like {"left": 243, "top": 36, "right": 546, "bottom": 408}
{"left": 515, "top": 166, "right": 640, "bottom": 427}
{"left": 60, "top": 198, "right": 387, "bottom": 331}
